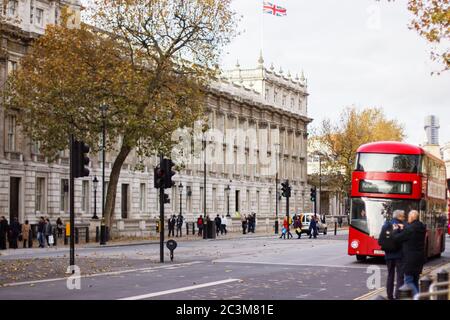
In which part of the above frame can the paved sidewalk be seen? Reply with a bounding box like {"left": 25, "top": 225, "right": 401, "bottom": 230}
{"left": 358, "top": 259, "right": 450, "bottom": 300}
{"left": 0, "top": 229, "right": 350, "bottom": 258}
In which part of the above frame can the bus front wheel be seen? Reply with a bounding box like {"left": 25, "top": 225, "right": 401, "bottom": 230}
{"left": 356, "top": 255, "right": 367, "bottom": 262}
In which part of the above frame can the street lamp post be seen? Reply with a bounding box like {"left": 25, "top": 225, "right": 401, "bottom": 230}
{"left": 274, "top": 143, "right": 280, "bottom": 234}
{"left": 92, "top": 176, "right": 99, "bottom": 219}
{"left": 202, "top": 133, "right": 207, "bottom": 239}
{"left": 100, "top": 104, "right": 108, "bottom": 245}
{"left": 225, "top": 184, "right": 231, "bottom": 217}
{"left": 179, "top": 182, "right": 183, "bottom": 216}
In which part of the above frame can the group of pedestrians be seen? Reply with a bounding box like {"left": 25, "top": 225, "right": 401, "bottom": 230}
{"left": 0, "top": 216, "right": 63, "bottom": 250}
{"left": 241, "top": 213, "right": 256, "bottom": 234}
{"left": 279, "top": 214, "right": 321, "bottom": 240}
{"left": 168, "top": 214, "right": 184, "bottom": 237}
{"left": 214, "top": 214, "right": 228, "bottom": 236}
{"left": 379, "top": 209, "right": 426, "bottom": 299}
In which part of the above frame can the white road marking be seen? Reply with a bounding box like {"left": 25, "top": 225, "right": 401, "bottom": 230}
{"left": 0, "top": 261, "right": 202, "bottom": 288}
{"left": 118, "top": 278, "right": 241, "bottom": 300}
{"left": 213, "top": 259, "right": 370, "bottom": 269}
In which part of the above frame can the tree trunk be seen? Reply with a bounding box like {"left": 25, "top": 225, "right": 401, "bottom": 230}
{"left": 104, "top": 144, "right": 132, "bottom": 234}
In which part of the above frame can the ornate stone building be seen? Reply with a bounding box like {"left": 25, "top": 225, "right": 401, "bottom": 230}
{"left": 0, "top": 1, "right": 312, "bottom": 234}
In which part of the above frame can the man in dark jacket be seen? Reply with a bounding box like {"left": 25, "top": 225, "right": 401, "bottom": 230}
{"left": 379, "top": 210, "right": 406, "bottom": 300}
{"left": 0, "top": 216, "right": 8, "bottom": 250}
{"left": 176, "top": 214, "right": 184, "bottom": 237}
{"left": 168, "top": 215, "right": 176, "bottom": 237}
{"left": 214, "top": 215, "right": 221, "bottom": 236}
{"left": 392, "top": 210, "right": 426, "bottom": 296}
{"left": 37, "top": 217, "right": 45, "bottom": 248}
{"left": 9, "top": 217, "right": 21, "bottom": 249}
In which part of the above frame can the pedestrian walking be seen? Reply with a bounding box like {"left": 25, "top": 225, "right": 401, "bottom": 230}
{"left": 220, "top": 215, "right": 228, "bottom": 235}
{"left": 9, "top": 217, "right": 20, "bottom": 249}
{"left": 309, "top": 215, "right": 318, "bottom": 239}
{"left": 44, "top": 218, "right": 53, "bottom": 247}
{"left": 0, "top": 216, "right": 8, "bottom": 250}
{"left": 281, "top": 216, "right": 292, "bottom": 239}
{"left": 37, "top": 217, "right": 45, "bottom": 248}
{"left": 392, "top": 210, "right": 426, "bottom": 296}
{"left": 197, "top": 215, "right": 204, "bottom": 236}
{"left": 241, "top": 214, "right": 247, "bottom": 234}
{"left": 378, "top": 210, "right": 406, "bottom": 300}
{"left": 56, "top": 217, "right": 63, "bottom": 238}
{"left": 176, "top": 214, "right": 184, "bottom": 237}
{"left": 168, "top": 215, "right": 176, "bottom": 237}
{"left": 214, "top": 214, "right": 221, "bottom": 236}
{"left": 21, "top": 220, "right": 31, "bottom": 249}
{"left": 294, "top": 216, "right": 303, "bottom": 239}
{"left": 338, "top": 216, "right": 343, "bottom": 228}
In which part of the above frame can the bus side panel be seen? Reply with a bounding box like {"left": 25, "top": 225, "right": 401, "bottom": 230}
{"left": 348, "top": 226, "right": 384, "bottom": 257}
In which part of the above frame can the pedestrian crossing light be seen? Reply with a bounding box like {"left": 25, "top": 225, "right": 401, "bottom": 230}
{"left": 71, "top": 140, "right": 90, "bottom": 178}
{"left": 310, "top": 187, "right": 316, "bottom": 202}
{"left": 163, "top": 159, "right": 176, "bottom": 189}
{"left": 281, "top": 181, "right": 291, "bottom": 198}
{"left": 163, "top": 193, "right": 170, "bottom": 204}
{"left": 154, "top": 164, "right": 165, "bottom": 189}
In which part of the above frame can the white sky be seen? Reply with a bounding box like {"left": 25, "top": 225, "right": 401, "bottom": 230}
{"left": 220, "top": 0, "right": 450, "bottom": 146}
{"left": 80, "top": 0, "right": 449, "bottom": 145}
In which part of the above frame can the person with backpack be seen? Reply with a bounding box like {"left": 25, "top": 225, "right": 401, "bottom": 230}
{"left": 197, "top": 215, "right": 203, "bottom": 237}
{"left": 378, "top": 209, "right": 406, "bottom": 300}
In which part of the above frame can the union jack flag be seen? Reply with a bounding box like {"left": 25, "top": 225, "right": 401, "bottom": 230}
{"left": 263, "top": 1, "right": 287, "bottom": 17}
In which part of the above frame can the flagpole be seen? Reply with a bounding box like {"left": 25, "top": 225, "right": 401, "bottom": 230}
{"left": 260, "top": 0, "right": 264, "bottom": 57}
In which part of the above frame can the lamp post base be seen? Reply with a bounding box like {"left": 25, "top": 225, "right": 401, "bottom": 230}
{"left": 274, "top": 220, "right": 279, "bottom": 234}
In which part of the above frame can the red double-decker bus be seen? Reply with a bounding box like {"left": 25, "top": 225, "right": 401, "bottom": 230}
{"left": 348, "top": 141, "right": 448, "bottom": 261}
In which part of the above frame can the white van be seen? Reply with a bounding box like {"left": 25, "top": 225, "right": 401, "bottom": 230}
{"left": 299, "top": 213, "right": 327, "bottom": 235}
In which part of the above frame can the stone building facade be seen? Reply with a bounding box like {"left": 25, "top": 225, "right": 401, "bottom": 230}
{"left": 0, "top": 1, "right": 312, "bottom": 234}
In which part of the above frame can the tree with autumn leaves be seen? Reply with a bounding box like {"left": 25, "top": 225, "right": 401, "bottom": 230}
{"left": 2, "top": 1, "right": 237, "bottom": 230}
{"left": 384, "top": 0, "right": 449, "bottom": 72}
{"left": 311, "top": 107, "right": 405, "bottom": 196}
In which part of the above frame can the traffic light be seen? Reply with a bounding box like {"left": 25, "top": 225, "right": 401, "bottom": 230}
{"left": 163, "top": 193, "right": 170, "bottom": 204}
{"left": 154, "top": 165, "right": 165, "bottom": 188}
{"left": 281, "top": 181, "right": 291, "bottom": 198}
{"left": 162, "top": 159, "right": 176, "bottom": 189}
{"left": 71, "top": 140, "right": 90, "bottom": 178}
{"left": 310, "top": 187, "right": 316, "bottom": 202}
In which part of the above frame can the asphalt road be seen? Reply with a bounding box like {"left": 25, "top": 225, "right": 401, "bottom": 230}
{"left": 1, "top": 231, "right": 449, "bottom": 300}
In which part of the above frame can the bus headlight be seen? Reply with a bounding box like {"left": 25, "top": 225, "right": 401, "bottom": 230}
{"left": 350, "top": 240, "right": 359, "bottom": 249}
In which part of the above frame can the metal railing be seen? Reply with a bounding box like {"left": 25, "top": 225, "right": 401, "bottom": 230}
{"left": 372, "top": 267, "right": 449, "bottom": 300}
{"left": 401, "top": 268, "right": 449, "bottom": 300}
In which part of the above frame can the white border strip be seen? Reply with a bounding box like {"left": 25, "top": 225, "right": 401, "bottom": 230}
{"left": 118, "top": 279, "right": 240, "bottom": 300}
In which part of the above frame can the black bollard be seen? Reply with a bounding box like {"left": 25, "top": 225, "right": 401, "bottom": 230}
{"left": 334, "top": 222, "right": 337, "bottom": 235}
{"left": 53, "top": 229, "right": 57, "bottom": 246}
{"left": 28, "top": 229, "right": 33, "bottom": 248}
{"left": 75, "top": 228, "right": 79, "bottom": 244}
{"left": 192, "top": 222, "right": 195, "bottom": 235}
{"left": 186, "top": 222, "right": 189, "bottom": 235}
{"left": 96, "top": 226, "right": 99, "bottom": 242}
{"left": 398, "top": 284, "right": 413, "bottom": 300}
{"left": 436, "top": 268, "right": 449, "bottom": 300}
{"left": 85, "top": 227, "right": 89, "bottom": 243}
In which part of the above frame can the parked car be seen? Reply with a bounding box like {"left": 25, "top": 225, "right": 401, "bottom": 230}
{"left": 299, "top": 213, "right": 327, "bottom": 235}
